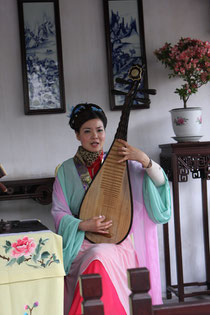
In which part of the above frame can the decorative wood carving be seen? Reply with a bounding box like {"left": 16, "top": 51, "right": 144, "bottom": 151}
{"left": 159, "top": 143, "right": 210, "bottom": 182}
{"left": 177, "top": 155, "right": 210, "bottom": 182}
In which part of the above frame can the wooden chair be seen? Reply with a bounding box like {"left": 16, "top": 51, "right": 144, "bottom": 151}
{"left": 128, "top": 268, "right": 210, "bottom": 315}
{"left": 79, "top": 273, "right": 104, "bottom": 315}
{"left": 79, "top": 268, "right": 210, "bottom": 315}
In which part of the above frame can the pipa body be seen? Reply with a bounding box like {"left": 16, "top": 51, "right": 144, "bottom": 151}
{"left": 79, "top": 139, "right": 133, "bottom": 244}
{"left": 79, "top": 65, "right": 142, "bottom": 244}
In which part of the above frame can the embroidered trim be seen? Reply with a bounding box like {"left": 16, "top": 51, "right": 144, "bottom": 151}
{"left": 1, "top": 236, "right": 60, "bottom": 268}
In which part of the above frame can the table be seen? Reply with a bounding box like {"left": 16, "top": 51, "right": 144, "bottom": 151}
{"left": 159, "top": 141, "right": 210, "bottom": 302}
{"left": 0, "top": 220, "right": 65, "bottom": 314}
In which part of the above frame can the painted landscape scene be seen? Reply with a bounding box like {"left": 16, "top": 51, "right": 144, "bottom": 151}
{"left": 109, "top": 1, "right": 145, "bottom": 105}
{"left": 23, "top": 3, "right": 60, "bottom": 110}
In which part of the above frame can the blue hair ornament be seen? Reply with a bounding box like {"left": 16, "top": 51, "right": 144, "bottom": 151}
{"left": 91, "top": 106, "right": 102, "bottom": 112}
{"left": 74, "top": 105, "right": 86, "bottom": 115}
{"left": 67, "top": 104, "right": 74, "bottom": 118}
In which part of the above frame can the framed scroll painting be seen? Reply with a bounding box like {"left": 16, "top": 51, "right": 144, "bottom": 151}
{"left": 103, "top": 0, "right": 150, "bottom": 110}
{"left": 17, "top": 0, "right": 66, "bottom": 115}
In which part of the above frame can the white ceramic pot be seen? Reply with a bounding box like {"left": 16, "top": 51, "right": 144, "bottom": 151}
{"left": 170, "top": 107, "right": 203, "bottom": 142}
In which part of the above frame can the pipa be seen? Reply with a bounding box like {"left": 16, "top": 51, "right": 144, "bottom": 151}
{"left": 79, "top": 65, "right": 151, "bottom": 244}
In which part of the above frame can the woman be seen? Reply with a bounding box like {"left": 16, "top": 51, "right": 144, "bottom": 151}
{"left": 51, "top": 103, "right": 171, "bottom": 315}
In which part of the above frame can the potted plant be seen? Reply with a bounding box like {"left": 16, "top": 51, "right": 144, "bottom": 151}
{"left": 154, "top": 37, "right": 210, "bottom": 141}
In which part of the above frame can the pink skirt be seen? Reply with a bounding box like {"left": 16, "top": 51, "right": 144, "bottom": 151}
{"left": 65, "top": 236, "right": 138, "bottom": 315}
{"left": 69, "top": 260, "right": 126, "bottom": 315}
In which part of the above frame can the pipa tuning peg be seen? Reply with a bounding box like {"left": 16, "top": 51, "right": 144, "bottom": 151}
{"left": 138, "top": 88, "right": 157, "bottom": 95}
{"left": 111, "top": 89, "right": 127, "bottom": 96}
{"left": 134, "top": 98, "right": 151, "bottom": 104}
{"left": 115, "top": 78, "right": 130, "bottom": 85}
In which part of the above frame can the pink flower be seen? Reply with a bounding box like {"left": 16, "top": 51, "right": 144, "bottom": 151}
{"left": 11, "top": 236, "right": 36, "bottom": 258}
{"left": 175, "top": 117, "right": 188, "bottom": 125}
{"left": 24, "top": 305, "right": 29, "bottom": 310}
{"left": 177, "top": 118, "right": 185, "bottom": 124}
{"left": 154, "top": 37, "right": 210, "bottom": 107}
{"left": 201, "top": 72, "right": 208, "bottom": 82}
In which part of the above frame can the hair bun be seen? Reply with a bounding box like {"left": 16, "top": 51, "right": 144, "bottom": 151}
{"left": 69, "top": 103, "right": 107, "bottom": 132}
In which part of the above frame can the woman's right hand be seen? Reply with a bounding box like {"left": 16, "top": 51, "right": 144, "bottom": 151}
{"left": 79, "top": 215, "right": 112, "bottom": 234}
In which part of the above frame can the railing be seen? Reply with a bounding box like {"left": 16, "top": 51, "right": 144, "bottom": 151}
{"left": 79, "top": 267, "right": 210, "bottom": 315}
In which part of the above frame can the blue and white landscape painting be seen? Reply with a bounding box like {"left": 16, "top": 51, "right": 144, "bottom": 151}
{"left": 109, "top": 0, "right": 144, "bottom": 105}
{"left": 23, "top": 3, "right": 60, "bottom": 110}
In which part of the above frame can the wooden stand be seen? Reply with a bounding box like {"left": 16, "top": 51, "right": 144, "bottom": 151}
{"left": 159, "top": 141, "right": 210, "bottom": 302}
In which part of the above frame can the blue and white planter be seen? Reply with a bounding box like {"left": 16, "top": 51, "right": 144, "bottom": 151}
{"left": 170, "top": 107, "right": 203, "bottom": 142}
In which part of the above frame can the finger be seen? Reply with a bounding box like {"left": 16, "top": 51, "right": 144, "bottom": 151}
{"left": 117, "top": 157, "right": 127, "bottom": 163}
{"left": 101, "top": 219, "right": 112, "bottom": 225}
{"left": 117, "top": 139, "right": 127, "bottom": 146}
{"left": 99, "top": 229, "right": 110, "bottom": 234}
{"left": 99, "top": 225, "right": 112, "bottom": 232}
{"left": 118, "top": 146, "right": 127, "bottom": 154}
{"left": 93, "top": 216, "right": 98, "bottom": 219}
{"left": 98, "top": 215, "right": 105, "bottom": 221}
{"left": 104, "top": 224, "right": 112, "bottom": 230}
{"left": 100, "top": 222, "right": 112, "bottom": 230}
{"left": 102, "top": 221, "right": 112, "bottom": 227}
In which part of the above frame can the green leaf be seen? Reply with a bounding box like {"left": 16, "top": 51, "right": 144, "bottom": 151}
{"left": 45, "top": 259, "right": 51, "bottom": 267}
{"left": 3, "top": 245, "right": 11, "bottom": 254}
{"left": 41, "top": 251, "right": 50, "bottom": 259}
{"left": 6, "top": 258, "right": 16, "bottom": 266}
{"left": 40, "top": 238, "right": 49, "bottom": 245}
{"left": 35, "top": 243, "right": 42, "bottom": 255}
{"left": 52, "top": 254, "right": 60, "bottom": 263}
{"left": 6, "top": 247, "right": 11, "bottom": 253}
{"left": 32, "top": 253, "right": 39, "bottom": 263}
{"left": 17, "top": 255, "right": 25, "bottom": 265}
{"left": 6, "top": 240, "right": 11, "bottom": 246}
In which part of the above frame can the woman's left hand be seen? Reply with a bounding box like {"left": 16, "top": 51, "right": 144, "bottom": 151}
{"left": 116, "top": 139, "right": 150, "bottom": 168}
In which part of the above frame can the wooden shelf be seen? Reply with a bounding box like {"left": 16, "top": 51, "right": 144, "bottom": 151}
{"left": 0, "top": 177, "right": 55, "bottom": 205}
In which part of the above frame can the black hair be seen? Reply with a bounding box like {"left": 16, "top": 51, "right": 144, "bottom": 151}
{"left": 69, "top": 103, "right": 107, "bottom": 132}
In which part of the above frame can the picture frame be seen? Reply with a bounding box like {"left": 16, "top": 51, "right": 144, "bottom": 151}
{"left": 17, "top": 0, "right": 66, "bottom": 115}
{"left": 103, "top": 0, "right": 150, "bottom": 110}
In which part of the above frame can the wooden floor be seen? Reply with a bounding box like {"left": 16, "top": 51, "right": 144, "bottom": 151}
{"left": 163, "top": 293, "right": 210, "bottom": 305}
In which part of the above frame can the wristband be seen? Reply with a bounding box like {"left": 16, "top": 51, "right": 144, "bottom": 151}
{"left": 144, "top": 158, "right": 152, "bottom": 169}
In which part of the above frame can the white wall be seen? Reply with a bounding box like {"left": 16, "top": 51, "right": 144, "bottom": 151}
{"left": 0, "top": 0, "right": 210, "bottom": 297}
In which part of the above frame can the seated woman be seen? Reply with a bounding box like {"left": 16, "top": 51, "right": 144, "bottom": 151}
{"left": 51, "top": 103, "right": 171, "bottom": 315}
